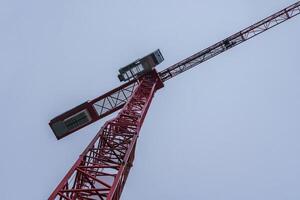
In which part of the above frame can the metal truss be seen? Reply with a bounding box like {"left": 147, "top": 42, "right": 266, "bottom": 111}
{"left": 90, "top": 80, "right": 138, "bottom": 120}
{"left": 159, "top": 1, "right": 300, "bottom": 81}
{"left": 49, "top": 80, "right": 139, "bottom": 140}
{"left": 49, "top": 71, "right": 163, "bottom": 200}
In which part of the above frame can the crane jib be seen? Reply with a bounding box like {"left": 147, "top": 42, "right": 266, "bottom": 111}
{"left": 159, "top": 1, "right": 300, "bottom": 82}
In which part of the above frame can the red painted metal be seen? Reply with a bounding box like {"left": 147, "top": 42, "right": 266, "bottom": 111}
{"left": 49, "top": 80, "right": 138, "bottom": 139}
{"left": 49, "top": 70, "right": 163, "bottom": 200}
{"left": 49, "top": 1, "right": 300, "bottom": 199}
{"left": 159, "top": 1, "right": 300, "bottom": 81}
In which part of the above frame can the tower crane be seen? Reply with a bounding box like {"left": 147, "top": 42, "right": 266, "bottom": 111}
{"left": 49, "top": 2, "right": 300, "bottom": 199}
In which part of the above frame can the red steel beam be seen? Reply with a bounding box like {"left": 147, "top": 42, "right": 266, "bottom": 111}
{"left": 159, "top": 1, "right": 300, "bottom": 81}
{"left": 49, "top": 70, "right": 164, "bottom": 200}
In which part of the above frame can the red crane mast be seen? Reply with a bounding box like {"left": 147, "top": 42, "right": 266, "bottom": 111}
{"left": 49, "top": 2, "right": 300, "bottom": 200}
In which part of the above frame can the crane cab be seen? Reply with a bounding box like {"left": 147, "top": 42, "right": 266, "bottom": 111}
{"left": 118, "top": 49, "right": 164, "bottom": 82}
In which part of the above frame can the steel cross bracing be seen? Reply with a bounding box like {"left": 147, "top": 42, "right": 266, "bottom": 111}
{"left": 159, "top": 1, "right": 300, "bottom": 81}
{"left": 49, "top": 71, "right": 163, "bottom": 200}
{"left": 91, "top": 80, "right": 138, "bottom": 119}
{"left": 49, "top": 1, "right": 300, "bottom": 200}
{"left": 67, "top": 1, "right": 300, "bottom": 127}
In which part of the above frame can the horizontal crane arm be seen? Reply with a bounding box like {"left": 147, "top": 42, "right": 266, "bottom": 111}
{"left": 159, "top": 1, "right": 300, "bottom": 82}
{"left": 49, "top": 80, "right": 138, "bottom": 139}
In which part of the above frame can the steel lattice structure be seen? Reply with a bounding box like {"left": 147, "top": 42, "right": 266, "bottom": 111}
{"left": 49, "top": 1, "right": 300, "bottom": 200}
{"left": 91, "top": 81, "right": 138, "bottom": 118}
{"left": 49, "top": 71, "right": 163, "bottom": 199}
{"left": 159, "top": 1, "right": 300, "bottom": 81}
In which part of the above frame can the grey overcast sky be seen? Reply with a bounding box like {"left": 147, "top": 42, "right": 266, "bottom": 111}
{"left": 0, "top": 0, "right": 300, "bottom": 199}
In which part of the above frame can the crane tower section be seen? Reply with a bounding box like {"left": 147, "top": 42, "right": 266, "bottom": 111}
{"left": 49, "top": 70, "right": 164, "bottom": 200}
